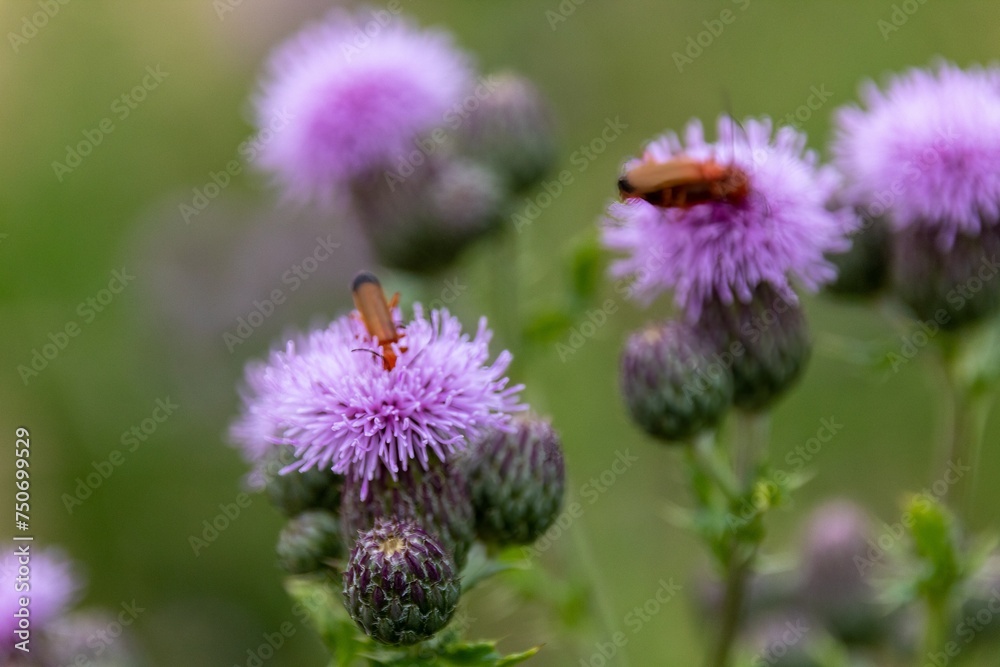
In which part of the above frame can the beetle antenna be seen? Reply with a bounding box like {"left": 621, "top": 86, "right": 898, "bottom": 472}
{"left": 351, "top": 348, "right": 386, "bottom": 363}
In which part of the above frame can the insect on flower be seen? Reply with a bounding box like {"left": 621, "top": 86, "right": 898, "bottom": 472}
{"left": 617, "top": 155, "right": 751, "bottom": 209}
{"left": 352, "top": 271, "right": 404, "bottom": 370}
{"left": 618, "top": 114, "right": 753, "bottom": 209}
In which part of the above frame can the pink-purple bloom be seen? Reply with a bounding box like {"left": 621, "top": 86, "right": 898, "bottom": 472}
{"left": 834, "top": 62, "right": 1000, "bottom": 248}
{"left": 2, "top": 548, "right": 81, "bottom": 655}
{"left": 603, "top": 116, "right": 854, "bottom": 321}
{"left": 253, "top": 8, "right": 474, "bottom": 204}
{"left": 230, "top": 306, "right": 523, "bottom": 498}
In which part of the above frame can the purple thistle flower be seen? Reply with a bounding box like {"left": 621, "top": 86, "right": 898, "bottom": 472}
{"left": 603, "top": 116, "right": 854, "bottom": 322}
{"left": 253, "top": 8, "right": 474, "bottom": 204}
{"left": 833, "top": 62, "right": 1000, "bottom": 249}
{"left": 230, "top": 305, "right": 523, "bottom": 498}
{"left": 1, "top": 548, "right": 82, "bottom": 655}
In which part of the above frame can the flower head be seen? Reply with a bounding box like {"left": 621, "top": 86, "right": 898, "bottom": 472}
{"left": 253, "top": 8, "right": 474, "bottom": 203}
{"left": 2, "top": 548, "right": 81, "bottom": 654}
{"left": 343, "top": 519, "right": 459, "bottom": 645}
{"left": 834, "top": 62, "right": 1000, "bottom": 248}
{"left": 603, "top": 116, "right": 853, "bottom": 321}
{"left": 230, "top": 304, "right": 523, "bottom": 498}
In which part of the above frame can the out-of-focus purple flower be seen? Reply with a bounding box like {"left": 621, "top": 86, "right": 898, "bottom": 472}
{"left": 1, "top": 548, "right": 82, "bottom": 655}
{"left": 603, "top": 116, "right": 854, "bottom": 321}
{"left": 834, "top": 62, "right": 1000, "bottom": 249}
{"left": 253, "top": 8, "right": 474, "bottom": 203}
{"left": 230, "top": 305, "right": 523, "bottom": 498}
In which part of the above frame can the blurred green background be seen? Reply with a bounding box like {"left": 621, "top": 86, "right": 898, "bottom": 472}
{"left": 3, "top": 1, "right": 1000, "bottom": 665}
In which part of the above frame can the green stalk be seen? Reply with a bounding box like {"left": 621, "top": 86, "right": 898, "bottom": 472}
{"left": 687, "top": 417, "right": 770, "bottom": 667}
{"left": 942, "top": 365, "right": 990, "bottom": 525}
{"left": 921, "top": 597, "right": 949, "bottom": 666}
{"left": 734, "top": 411, "right": 770, "bottom": 489}
{"left": 691, "top": 432, "right": 741, "bottom": 502}
{"left": 708, "top": 544, "right": 757, "bottom": 667}
{"left": 937, "top": 334, "right": 993, "bottom": 527}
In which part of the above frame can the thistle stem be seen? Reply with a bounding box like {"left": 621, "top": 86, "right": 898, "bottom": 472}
{"left": 938, "top": 339, "right": 992, "bottom": 526}
{"left": 921, "top": 597, "right": 949, "bottom": 666}
{"left": 734, "top": 411, "right": 770, "bottom": 490}
{"left": 702, "top": 411, "right": 771, "bottom": 667}
{"left": 691, "top": 432, "right": 741, "bottom": 501}
{"left": 709, "top": 544, "right": 757, "bottom": 667}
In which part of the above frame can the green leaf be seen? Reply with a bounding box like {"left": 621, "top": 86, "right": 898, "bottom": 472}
{"left": 495, "top": 646, "right": 542, "bottom": 666}
{"left": 365, "top": 639, "right": 541, "bottom": 666}
{"left": 285, "top": 576, "right": 369, "bottom": 666}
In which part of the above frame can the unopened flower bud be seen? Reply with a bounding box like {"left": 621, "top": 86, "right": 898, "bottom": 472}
{"left": 457, "top": 71, "right": 556, "bottom": 192}
{"left": 276, "top": 510, "right": 344, "bottom": 574}
{"left": 343, "top": 519, "right": 460, "bottom": 645}
{"left": 352, "top": 155, "right": 504, "bottom": 274}
{"left": 339, "top": 461, "right": 474, "bottom": 570}
{"left": 261, "top": 446, "right": 343, "bottom": 517}
{"left": 464, "top": 417, "right": 565, "bottom": 546}
{"left": 826, "top": 211, "right": 890, "bottom": 297}
{"left": 892, "top": 224, "right": 1000, "bottom": 330}
{"left": 696, "top": 285, "right": 810, "bottom": 412}
{"left": 620, "top": 320, "right": 733, "bottom": 442}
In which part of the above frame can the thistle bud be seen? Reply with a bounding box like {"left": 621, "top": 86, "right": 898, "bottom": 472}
{"left": 826, "top": 212, "right": 891, "bottom": 297}
{"left": 746, "top": 612, "right": 821, "bottom": 667}
{"left": 464, "top": 418, "right": 565, "bottom": 547}
{"left": 261, "top": 446, "right": 343, "bottom": 517}
{"left": 892, "top": 224, "right": 1000, "bottom": 331}
{"left": 799, "top": 501, "right": 885, "bottom": 645}
{"left": 620, "top": 320, "right": 733, "bottom": 443}
{"left": 456, "top": 72, "right": 556, "bottom": 192}
{"left": 339, "top": 461, "right": 475, "bottom": 570}
{"left": 696, "top": 284, "right": 811, "bottom": 412}
{"left": 343, "top": 519, "right": 460, "bottom": 646}
{"left": 351, "top": 154, "right": 504, "bottom": 274}
{"left": 276, "top": 510, "right": 344, "bottom": 575}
